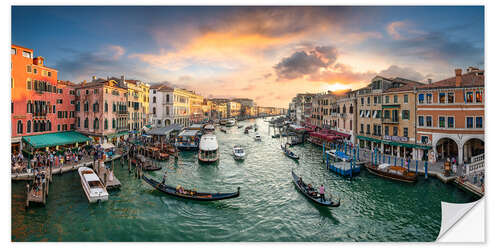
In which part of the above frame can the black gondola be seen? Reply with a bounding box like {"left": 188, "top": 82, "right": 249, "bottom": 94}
{"left": 281, "top": 145, "right": 299, "bottom": 160}
{"left": 291, "top": 171, "right": 340, "bottom": 207}
{"left": 142, "top": 175, "right": 240, "bottom": 201}
{"left": 271, "top": 134, "right": 281, "bottom": 138}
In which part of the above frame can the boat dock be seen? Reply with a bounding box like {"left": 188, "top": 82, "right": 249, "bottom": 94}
{"left": 25, "top": 167, "right": 52, "bottom": 207}
{"left": 325, "top": 150, "right": 361, "bottom": 178}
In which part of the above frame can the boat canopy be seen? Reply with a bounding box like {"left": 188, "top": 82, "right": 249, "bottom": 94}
{"left": 83, "top": 173, "right": 100, "bottom": 182}
{"left": 199, "top": 134, "right": 218, "bottom": 151}
{"left": 147, "top": 124, "right": 183, "bottom": 136}
{"left": 101, "top": 142, "right": 115, "bottom": 150}
{"left": 178, "top": 130, "right": 199, "bottom": 137}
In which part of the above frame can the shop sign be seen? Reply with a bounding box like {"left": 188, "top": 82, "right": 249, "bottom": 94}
{"left": 383, "top": 135, "right": 409, "bottom": 142}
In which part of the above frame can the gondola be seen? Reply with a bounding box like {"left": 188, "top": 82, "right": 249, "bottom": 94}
{"left": 271, "top": 134, "right": 281, "bottom": 138}
{"left": 142, "top": 175, "right": 240, "bottom": 201}
{"left": 281, "top": 145, "right": 299, "bottom": 160}
{"left": 291, "top": 171, "right": 340, "bottom": 207}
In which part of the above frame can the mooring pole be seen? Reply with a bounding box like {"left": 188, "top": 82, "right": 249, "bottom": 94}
{"left": 425, "top": 161, "right": 428, "bottom": 179}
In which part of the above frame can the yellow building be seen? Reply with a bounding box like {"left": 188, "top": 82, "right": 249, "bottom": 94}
{"left": 185, "top": 90, "right": 204, "bottom": 123}
{"left": 125, "top": 78, "right": 150, "bottom": 131}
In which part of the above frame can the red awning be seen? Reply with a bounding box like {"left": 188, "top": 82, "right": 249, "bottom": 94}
{"left": 333, "top": 130, "right": 350, "bottom": 138}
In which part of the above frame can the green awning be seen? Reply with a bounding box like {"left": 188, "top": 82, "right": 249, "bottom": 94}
{"left": 382, "top": 140, "right": 432, "bottom": 149}
{"left": 106, "top": 131, "right": 128, "bottom": 139}
{"left": 357, "top": 135, "right": 381, "bottom": 143}
{"left": 22, "top": 131, "right": 91, "bottom": 149}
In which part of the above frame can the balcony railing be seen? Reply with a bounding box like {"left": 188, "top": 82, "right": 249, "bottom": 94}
{"left": 382, "top": 118, "right": 399, "bottom": 124}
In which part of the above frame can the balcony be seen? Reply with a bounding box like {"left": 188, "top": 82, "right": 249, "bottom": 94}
{"left": 382, "top": 118, "right": 399, "bottom": 124}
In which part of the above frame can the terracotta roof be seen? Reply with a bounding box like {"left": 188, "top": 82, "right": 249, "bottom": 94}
{"left": 385, "top": 81, "right": 425, "bottom": 93}
{"left": 150, "top": 84, "right": 173, "bottom": 92}
{"left": 417, "top": 70, "right": 484, "bottom": 90}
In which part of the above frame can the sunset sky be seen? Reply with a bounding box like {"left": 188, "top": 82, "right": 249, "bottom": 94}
{"left": 12, "top": 6, "right": 484, "bottom": 107}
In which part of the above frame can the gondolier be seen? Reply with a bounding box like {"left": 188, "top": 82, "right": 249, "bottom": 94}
{"left": 319, "top": 185, "right": 325, "bottom": 202}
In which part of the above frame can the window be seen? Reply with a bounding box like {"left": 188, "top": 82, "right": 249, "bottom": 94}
{"left": 349, "top": 105, "right": 353, "bottom": 113}
{"left": 33, "top": 68, "right": 37, "bottom": 74}
{"left": 385, "top": 126, "right": 389, "bottom": 136}
{"left": 153, "top": 107, "right": 156, "bottom": 115}
{"left": 153, "top": 96, "right": 156, "bottom": 103}
{"left": 476, "top": 117, "right": 483, "bottom": 128}
{"left": 392, "top": 110, "right": 398, "bottom": 122}
{"left": 57, "top": 124, "right": 61, "bottom": 131}
{"left": 93, "top": 118, "right": 99, "bottom": 129}
{"left": 448, "top": 93, "right": 454, "bottom": 103}
{"left": 77, "top": 117, "right": 80, "bottom": 128}
{"left": 84, "top": 101, "right": 89, "bottom": 112}
{"left": 84, "top": 118, "right": 89, "bottom": 128}
{"left": 366, "top": 124, "right": 370, "bottom": 134}
{"left": 27, "top": 65, "right": 32, "bottom": 73}
{"left": 22, "top": 51, "right": 32, "bottom": 58}
{"left": 57, "top": 99, "right": 63, "bottom": 104}
{"left": 403, "top": 128, "right": 408, "bottom": 137}
{"left": 439, "top": 93, "right": 446, "bottom": 103}
{"left": 439, "top": 116, "right": 445, "bottom": 128}
{"left": 393, "top": 127, "right": 398, "bottom": 136}
{"left": 384, "top": 110, "right": 390, "bottom": 119}
{"left": 360, "top": 124, "right": 364, "bottom": 133}
{"left": 426, "top": 116, "right": 432, "bottom": 127}
{"left": 426, "top": 93, "right": 432, "bottom": 104}
{"left": 105, "top": 102, "right": 108, "bottom": 112}
{"left": 11, "top": 48, "right": 16, "bottom": 55}
{"left": 465, "top": 91, "right": 473, "bottom": 103}
{"left": 466, "top": 117, "right": 474, "bottom": 128}
{"left": 402, "top": 110, "right": 410, "bottom": 120}
{"left": 385, "top": 96, "right": 389, "bottom": 103}
{"left": 48, "top": 72, "right": 52, "bottom": 77}
{"left": 476, "top": 91, "right": 483, "bottom": 103}
{"left": 86, "top": 90, "right": 89, "bottom": 95}
{"left": 393, "top": 95, "right": 398, "bottom": 103}
{"left": 404, "top": 94, "right": 408, "bottom": 103}
{"left": 421, "top": 136, "right": 429, "bottom": 144}
{"left": 418, "top": 94, "right": 424, "bottom": 104}
{"left": 367, "top": 97, "right": 370, "bottom": 105}
{"left": 26, "top": 121, "right": 31, "bottom": 133}
{"left": 104, "top": 119, "right": 108, "bottom": 130}
{"left": 447, "top": 117, "right": 454, "bottom": 128}
{"left": 17, "top": 121, "right": 23, "bottom": 134}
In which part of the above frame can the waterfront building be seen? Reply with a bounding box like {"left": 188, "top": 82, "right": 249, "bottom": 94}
{"left": 233, "top": 98, "right": 254, "bottom": 119}
{"left": 330, "top": 91, "right": 357, "bottom": 144}
{"left": 149, "top": 84, "right": 171, "bottom": 127}
{"left": 186, "top": 91, "right": 204, "bottom": 124}
{"left": 380, "top": 78, "right": 425, "bottom": 159}
{"left": 11, "top": 45, "right": 77, "bottom": 152}
{"left": 124, "top": 79, "right": 150, "bottom": 131}
{"left": 292, "top": 93, "right": 315, "bottom": 126}
{"left": 415, "top": 67, "right": 484, "bottom": 165}
{"left": 311, "top": 94, "right": 323, "bottom": 127}
{"left": 227, "top": 101, "right": 242, "bottom": 118}
{"left": 75, "top": 77, "right": 128, "bottom": 143}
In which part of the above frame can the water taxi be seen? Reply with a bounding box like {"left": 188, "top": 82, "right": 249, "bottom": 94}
{"left": 78, "top": 167, "right": 108, "bottom": 203}
{"left": 233, "top": 145, "right": 246, "bottom": 160}
{"left": 226, "top": 118, "right": 236, "bottom": 127}
{"left": 203, "top": 124, "right": 215, "bottom": 133}
{"left": 254, "top": 134, "right": 262, "bottom": 141}
{"left": 220, "top": 119, "right": 228, "bottom": 126}
{"left": 366, "top": 163, "right": 417, "bottom": 183}
{"left": 198, "top": 134, "right": 219, "bottom": 163}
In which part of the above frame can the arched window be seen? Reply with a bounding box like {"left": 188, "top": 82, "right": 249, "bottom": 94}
{"left": 27, "top": 101, "right": 31, "bottom": 113}
{"left": 349, "top": 104, "right": 353, "bottom": 114}
{"left": 33, "top": 120, "right": 38, "bottom": 132}
{"left": 104, "top": 119, "right": 108, "bottom": 130}
{"left": 17, "top": 120, "right": 23, "bottom": 134}
{"left": 84, "top": 101, "right": 89, "bottom": 112}
{"left": 343, "top": 105, "right": 346, "bottom": 114}
{"left": 105, "top": 102, "right": 108, "bottom": 112}
{"left": 48, "top": 120, "right": 51, "bottom": 131}
{"left": 94, "top": 118, "right": 99, "bottom": 129}
{"left": 153, "top": 107, "right": 156, "bottom": 115}
{"left": 84, "top": 118, "right": 89, "bottom": 128}
{"left": 153, "top": 96, "right": 156, "bottom": 103}
{"left": 112, "top": 118, "right": 116, "bottom": 129}
{"left": 27, "top": 120, "right": 31, "bottom": 133}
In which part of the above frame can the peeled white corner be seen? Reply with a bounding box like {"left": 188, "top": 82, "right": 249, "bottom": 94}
{"left": 436, "top": 198, "right": 484, "bottom": 242}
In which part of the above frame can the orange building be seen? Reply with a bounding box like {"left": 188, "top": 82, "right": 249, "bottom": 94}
{"left": 11, "top": 45, "right": 76, "bottom": 153}
{"left": 415, "top": 67, "right": 484, "bottom": 165}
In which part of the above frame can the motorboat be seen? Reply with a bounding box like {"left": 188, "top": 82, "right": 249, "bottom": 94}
{"left": 226, "top": 118, "right": 236, "bottom": 127}
{"left": 198, "top": 134, "right": 219, "bottom": 163}
{"left": 233, "top": 145, "right": 246, "bottom": 160}
{"left": 78, "top": 167, "right": 109, "bottom": 203}
{"left": 366, "top": 163, "right": 417, "bottom": 183}
{"left": 254, "top": 134, "right": 262, "bottom": 141}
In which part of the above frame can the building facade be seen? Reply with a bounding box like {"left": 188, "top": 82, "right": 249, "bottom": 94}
{"left": 125, "top": 79, "right": 150, "bottom": 131}
{"left": 415, "top": 68, "right": 484, "bottom": 165}
{"left": 75, "top": 77, "right": 128, "bottom": 143}
{"left": 11, "top": 45, "right": 76, "bottom": 152}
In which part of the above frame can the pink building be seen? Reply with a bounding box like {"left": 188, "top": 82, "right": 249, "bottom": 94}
{"left": 75, "top": 77, "right": 128, "bottom": 143}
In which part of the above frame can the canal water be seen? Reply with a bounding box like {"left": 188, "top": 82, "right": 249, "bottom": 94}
{"left": 11, "top": 118, "right": 479, "bottom": 242}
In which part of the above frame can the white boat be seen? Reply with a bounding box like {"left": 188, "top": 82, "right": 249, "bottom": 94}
{"left": 220, "top": 119, "right": 228, "bottom": 126}
{"left": 203, "top": 124, "right": 215, "bottom": 133}
{"left": 233, "top": 145, "right": 246, "bottom": 160}
{"left": 198, "top": 134, "right": 219, "bottom": 163}
{"left": 78, "top": 167, "right": 109, "bottom": 203}
{"left": 254, "top": 134, "right": 262, "bottom": 141}
{"left": 226, "top": 118, "right": 236, "bottom": 127}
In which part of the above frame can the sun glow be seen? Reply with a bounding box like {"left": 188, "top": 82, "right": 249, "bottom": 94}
{"left": 323, "top": 83, "right": 350, "bottom": 92}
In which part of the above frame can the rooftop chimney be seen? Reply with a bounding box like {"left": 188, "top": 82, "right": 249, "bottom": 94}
{"left": 455, "top": 68, "right": 462, "bottom": 87}
{"left": 92, "top": 76, "right": 96, "bottom": 81}
{"left": 121, "top": 75, "right": 125, "bottom": 85}
{"left": 427, "top": 79, "right": 432, "bottom": 84}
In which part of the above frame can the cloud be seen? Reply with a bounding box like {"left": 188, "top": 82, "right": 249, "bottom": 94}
{"left": 274, "top": 46, "right": 338, "bottom": 80}
{"left": 386, "top": 21, "right": 407, "bottom": 40}
{"left": 309, "top": 63, "right": 376, "bottom": 84}
{"left": 108, "top": 45, "right": 125, "bottom": 59}
{"left": 378, "top": 65, "right": 428, "bottom": 81}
